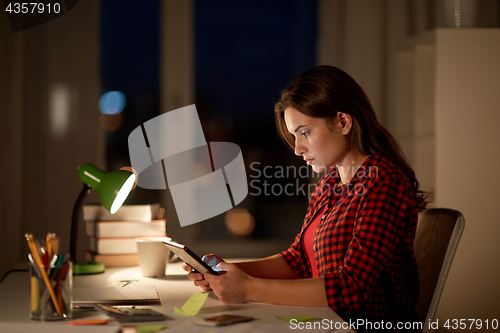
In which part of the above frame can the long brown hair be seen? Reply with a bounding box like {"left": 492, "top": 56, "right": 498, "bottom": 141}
{"left": 275, "top": 65, "right": 428, "bottom": 211}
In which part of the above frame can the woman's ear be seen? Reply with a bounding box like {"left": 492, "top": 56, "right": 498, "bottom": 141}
{"left": 337, "top": 112, "right": 353, "bottom": 135}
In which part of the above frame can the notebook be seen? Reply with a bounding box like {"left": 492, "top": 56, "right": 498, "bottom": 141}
{"left": 72, "top": 285, "right": 161, "bottom": 308}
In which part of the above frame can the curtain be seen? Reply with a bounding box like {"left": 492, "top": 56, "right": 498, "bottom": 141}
{"left": 0, "top": 0, "right": 104, "bottom": 277}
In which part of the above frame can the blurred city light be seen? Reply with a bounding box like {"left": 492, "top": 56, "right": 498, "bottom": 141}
{"left": 99, "top": 90, "right": 126, "bottom": 114}
{"left": 225, "top": 208, "right": 255, "bottom": 237}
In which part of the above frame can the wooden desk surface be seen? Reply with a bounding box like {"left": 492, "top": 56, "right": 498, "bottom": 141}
{"left": 0, "top": 261, "right": 354, "bottom": 332}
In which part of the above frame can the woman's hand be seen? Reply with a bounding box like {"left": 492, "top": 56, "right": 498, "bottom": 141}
{"left": 204, "top": 262, "right": 253, "bottom": 304}
{"left": 182, "top": 254, "right": 224, "bottom": 291}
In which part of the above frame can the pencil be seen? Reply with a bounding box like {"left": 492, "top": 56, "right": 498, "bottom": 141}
{"left": 46, "top": 232, "right": 53, "bottom": 261}
{"left": 31, "top": 276, "right": 39, "bottom": 312}
{"left": 25, "top": 234, "right": 63, "bottom": 314}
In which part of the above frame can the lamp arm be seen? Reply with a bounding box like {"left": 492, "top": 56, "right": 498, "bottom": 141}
{"left": 70, "top": 183, "right": 91, "bottom": 262}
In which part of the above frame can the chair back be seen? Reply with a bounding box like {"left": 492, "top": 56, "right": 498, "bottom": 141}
{"left": 414, "top": 208, "right": 465, "bottom": 332}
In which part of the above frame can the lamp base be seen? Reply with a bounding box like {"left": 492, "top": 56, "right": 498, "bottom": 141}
{"left": 72, "top": 260, "right": 105, "bottom": 275}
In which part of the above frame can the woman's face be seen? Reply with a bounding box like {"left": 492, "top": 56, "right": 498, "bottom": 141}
{"left": 284, "top": 107, "right": 352, "bottom": 174}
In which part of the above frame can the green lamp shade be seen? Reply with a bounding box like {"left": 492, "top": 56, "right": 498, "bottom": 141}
{"left": 77, "top": 163, "right": 136, "bottom": 214}
{"left": 71, "top": 163, "right": 136, "bottom": 275}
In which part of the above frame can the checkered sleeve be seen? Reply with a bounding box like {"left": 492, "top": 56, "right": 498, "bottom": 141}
{"left": 323, "top": 179, "right": 412, "bottom": 312}
{"left": 279, "top": 232, "right": 308, "bottom": 278}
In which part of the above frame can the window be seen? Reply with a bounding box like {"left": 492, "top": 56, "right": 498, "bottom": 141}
{"left": 100, "top": 0, "right": 318, "bottom": 256}
{"left": 194, "top": 0, "right": 318, "bottom": 252}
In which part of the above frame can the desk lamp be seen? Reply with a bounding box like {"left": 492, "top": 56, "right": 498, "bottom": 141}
{"left": 71, "top": 163, "right": 136, "bottom": 275}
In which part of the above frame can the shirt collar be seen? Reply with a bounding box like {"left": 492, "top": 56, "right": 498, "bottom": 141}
{"left": 324, "top": 154, "right": 376, "bottom": 186}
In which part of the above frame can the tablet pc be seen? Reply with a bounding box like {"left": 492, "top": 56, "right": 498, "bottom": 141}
{"left": 163, "top": 240, "right": 220, "bottom": 275}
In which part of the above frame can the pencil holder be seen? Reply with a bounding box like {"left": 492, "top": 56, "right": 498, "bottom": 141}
{"left": 29, "top": 256, "right": 72, "bottom": 320}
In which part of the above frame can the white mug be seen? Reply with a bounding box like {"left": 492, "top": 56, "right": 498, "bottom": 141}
{"left": 135, "top": 237, "right": 172, "bottom": 277}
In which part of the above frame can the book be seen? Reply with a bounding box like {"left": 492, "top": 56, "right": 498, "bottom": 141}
{"left": 89, "top": 236, "right": 168, "bottom": 255}
{"left": 85, "top": 219, "right": 167, "bottom": 238}
{"left": 84, "top": 251, "right": 139, "bottom": 267}
{"left": 83, "top": 203, "right": 164, "bottom": 222}
{"left": 72, "top": 285, "right": 161, "bottom": 307}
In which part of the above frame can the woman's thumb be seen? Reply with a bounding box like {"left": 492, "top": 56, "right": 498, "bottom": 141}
{"left": 213, "top": 261, "right": 229, "bottom": 273}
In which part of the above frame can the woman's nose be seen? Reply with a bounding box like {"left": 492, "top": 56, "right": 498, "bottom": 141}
{"left": 294, "top": 141, "right": 306, "bottom": 156}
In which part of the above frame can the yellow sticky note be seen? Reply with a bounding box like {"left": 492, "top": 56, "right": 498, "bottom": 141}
{"left": 174, "top": 292, "right": 209, "bottom": 316}
{"left": 276, "top": 315, "right": 316, "bottom": 322}
{"left": 134, "top": 325, "right": 166, "bottom": 333}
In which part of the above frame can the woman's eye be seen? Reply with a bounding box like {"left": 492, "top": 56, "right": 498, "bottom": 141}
{"left": 301, "top": 131, "right": 309, "bottom": 137}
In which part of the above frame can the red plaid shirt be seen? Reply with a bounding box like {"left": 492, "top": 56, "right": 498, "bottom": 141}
{"left": 280, "top": 155, "right": 419, "bottom": 324}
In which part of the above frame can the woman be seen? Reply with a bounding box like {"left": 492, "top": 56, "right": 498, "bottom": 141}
{"left": 183, "top": 66, "right": 427, "bottom": 330}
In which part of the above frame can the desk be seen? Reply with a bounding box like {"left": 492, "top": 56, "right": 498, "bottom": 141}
{"left": 0, "top": 261, "right": 354, "bottom": 332}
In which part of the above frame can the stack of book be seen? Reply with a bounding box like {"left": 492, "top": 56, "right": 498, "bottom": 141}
{"left": 83, "top": 203, "right": 166, "bottom": 267}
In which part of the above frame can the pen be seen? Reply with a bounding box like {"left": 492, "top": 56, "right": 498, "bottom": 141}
{"left": 53, "top": 263, "right": 69, "bottom": 290}
{"left": 67, "top": 319, "right": 120, "bottom": 325}
{"left": 25, "top": 233, "right": 63, "bottom": 314}
{"left": 57, "top": 283, "right": 64, "bottom": 314}
{"left": 47, "top": 254, "right": 60, "bottom": 280}
{"left": 28, "top": 253, "right": 42, "bottom": 279}
{"left": 42, "top": 250, "right": 49, "bottom": 267}
{"left": 55, "top": 253, "right": 64, "bottom": 269}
